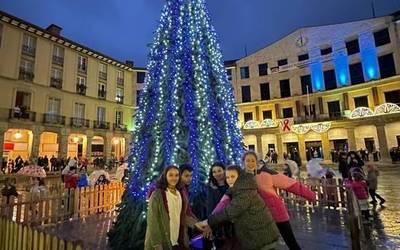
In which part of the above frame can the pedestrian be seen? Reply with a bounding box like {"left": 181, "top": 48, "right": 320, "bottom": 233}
{"left": 144, "top": 165, "right": 198, "bottom": 250}
{"left": 29, "top": 177, "right": 49, "bottom": 225}
{"left": 205, "top": 162, "right": 232, "bottom": 249}
{"left": 366, "top": 165, "right": 385, "bottom": 206}
{"left": 345, "top": 172, "right": 371, "bottom": 222}
{"left": 197, "top": 166, "right": 279, "bottom": 250}
{"left": 338, "top": 152, "right": 350, "bottom": 179}
{"left": 64, "top": 166, "right": 79, "bottom": 189}
{"left": 77, "top": 168, "right": 89, "bottom": 188}
{"left": 1, "top": 177, "right": 18, "bottom": 203}
{"left": 50, "top": 155, "right": 57, "bottom": 172}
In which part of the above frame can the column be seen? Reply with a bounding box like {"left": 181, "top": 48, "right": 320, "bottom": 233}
{"left": 298, "top": 134, "right": 306, "bottom": 163}
{"left": 371, "top": 87, "right": 380, "bottom": 107}
{"left": 276, "top": 133, "right": 283, "bottom": 163}
{"left": 124, "top": 134, "right": 131, "bottom": 158}
{"left": 321, "top": 132, "right": 331, "bottom": 163}
{"left": 0, "top": 127, "right": 6, "bottom": 164}
{"left": 86, "top": 135, "right": 93, "bottom": 160}
{"left": 31, "top": 127, "right": 43, "bottom": 159}
{"left": 376, "top": 124, "right": 390, "bottom": 161}
{"left": 274, "top": 103, "right": 281, "bottom": 119}
{"left": 256, "top": 133, "right": 263, "bottom": 156}
{"left": 105, "top": 132, "right": 113, "bottom": 160}
{"left": 343, "top": 93, "right": 349, "bottom": 110}
{"left": 57, "top": 128, "right": 69, "bottom": 159}
{"left": 347, "top": 128, "right": 356, "bottom": 151}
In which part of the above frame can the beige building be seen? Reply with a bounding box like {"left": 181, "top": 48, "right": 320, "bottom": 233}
{"left": 229, "top": 13, "right": 400, "bottom": 162}
{"left": 0, "top": 11, "right": 144, "bottom": 163}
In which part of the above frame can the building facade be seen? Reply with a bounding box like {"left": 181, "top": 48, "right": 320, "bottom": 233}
{"left": 0, "top": 11, "right": 144, "bottom": 162}
{"left": 230, "top": 13, "right": 400, "bottom": 162}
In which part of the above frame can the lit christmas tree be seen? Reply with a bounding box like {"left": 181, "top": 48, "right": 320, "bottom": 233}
{"left": 108, "top": 0, "right": 243, "bottom": 248}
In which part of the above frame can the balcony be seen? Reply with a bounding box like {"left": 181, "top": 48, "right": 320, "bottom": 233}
{"left": 117, "top": 77, "right": 124, "bottom": 86}
{"left": 99, "top": 72, "right": 107, "bottom": 81}
{"left": 93, "top": 121, "right": 110, "bottom": 130}
{"left": 70, "top": 117, "right": 90, "bottom": 128}
{"left": 78, "top": 64, "right": 87, "bottom": 74}
{"left": 22, "top": 45, "right": 35, "bottom": 57}
{"left": 19, "top": 69, "right": 34, "bottom": 82}
{"left": 294, "top": 112, "right": 348, "bottom": 124}
{"left": 52, "top": 55, "right": 64, "bottom": 66}
{"left": 8, "top": 108, "right": 36, "bottom": 122}
{"left": 98, "top": 89, "right": 107, "bottom": 100}
{"left": 43, "top": 113, "right": 65, "bottom": 125}
{"left": 50, "top": 78, "right": 63, "bottom": 89}
{"left": 76, "top": 83, "right": 87, "bottom": 95}
{"left": 113, "top": 123, "right": 127, "bottom": 131}
{"left": 116, "top": 95, "right": 124, "bottom": 104}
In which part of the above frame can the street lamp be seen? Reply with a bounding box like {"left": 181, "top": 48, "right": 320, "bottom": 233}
{"left": 14, "top": 130, "right": 22, "bottom": 139}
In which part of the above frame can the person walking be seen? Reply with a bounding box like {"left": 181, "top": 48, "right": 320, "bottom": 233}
{"left": 366, "top": 165, "right": 385, "bottom": 206}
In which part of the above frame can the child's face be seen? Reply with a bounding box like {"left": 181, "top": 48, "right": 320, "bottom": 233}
{"left": 226, "top": 170, "right": 239, "bottom": 187}
{"left": 212, "top": 166, "right": 225, "bottom": 183}
{"left": 180, "top": 170, "right": 193, "bottom": 186}
{"left": 244, "top": 154, "right": 257, "bottom": 173}
{"left": 166, "top": 168, "right": 180, "bottom": 187}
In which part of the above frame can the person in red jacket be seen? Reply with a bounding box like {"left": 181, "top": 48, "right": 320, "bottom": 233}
{"left": 64, "top": 166, "right": 79, "bottom": 189}
{"left": 345, "top": 172, "right": 371, "bottom": 221}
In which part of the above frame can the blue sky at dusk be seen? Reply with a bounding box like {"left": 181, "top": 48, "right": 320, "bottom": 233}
{"left": 1, "top": 0, "right": 399, "bottom": 67}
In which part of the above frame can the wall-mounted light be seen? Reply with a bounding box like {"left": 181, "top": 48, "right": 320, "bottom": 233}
{"left": 73, "top": 137, "right": 80, "bottom": 143}
{"left": 113, "top": 139, "right": 119, "bottom": 145}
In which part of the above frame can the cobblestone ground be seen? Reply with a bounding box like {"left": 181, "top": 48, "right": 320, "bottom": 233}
{"left": 40, "top": 164, "right": 400, "bottom": 250}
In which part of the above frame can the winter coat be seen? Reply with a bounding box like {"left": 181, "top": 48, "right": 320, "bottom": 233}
{"left": 213, "top": 168, "right": 316, "bottom": 223}
{"left": 1, "top": 185, "right": 18, "bottom": 203}
{"left": 367, "top": 169, "right": 379, "bottom": 190}
{"left": 144, "top": 188, "right": 196, "bottom": 250}
{"left": 77, "top": 173, "right": 89, "bottom": 188}
{"left": 207, "top": 184, "right": 228, "bottom": 216}
{"left": 65, "top": 173, "right": 78, "bottom": 189}
{"left": 345, "top": 180, "right": 368, "bottom": 200}
{"left": 208, "top": 173, "right": 279, "bottom": 250}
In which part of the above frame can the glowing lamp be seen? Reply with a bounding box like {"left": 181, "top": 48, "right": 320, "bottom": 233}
{"left": 14, "top": 131, "right": 22, "bottom": 139}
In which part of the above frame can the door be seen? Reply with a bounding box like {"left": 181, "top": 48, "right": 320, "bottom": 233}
{"left": 364, "top": 138, "right": 375, "bottom": 152}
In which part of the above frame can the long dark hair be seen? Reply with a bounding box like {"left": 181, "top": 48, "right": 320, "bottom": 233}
{"left": 208, "top": 162, "right": 227, "bottom": 187}
{"left": 156, "top": 165, "right": 182, "bottom": 190}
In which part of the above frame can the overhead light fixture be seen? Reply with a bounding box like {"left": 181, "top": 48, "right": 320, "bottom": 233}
{"left": 113, "top": 139, "right": 119, "bottom": 145}
{"left": 14, "top": 130, "right": 22, "bottom": 139}
{"left": 73, "top": 137, "right": 80, "bottom": 143}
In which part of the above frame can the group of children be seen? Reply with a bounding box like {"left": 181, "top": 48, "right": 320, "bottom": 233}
{"left": 144, "top": 151, "right": 317, "bottom": 250}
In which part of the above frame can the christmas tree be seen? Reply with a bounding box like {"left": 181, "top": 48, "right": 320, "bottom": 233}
{"left": 108, "top": 0, "right": 243, "bottom": 249}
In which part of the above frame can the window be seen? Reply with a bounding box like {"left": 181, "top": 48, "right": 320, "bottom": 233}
{"left": 304, "top": 104, "right": 316, "bottom": 117}
{"left": 384, "top": 90, "right": 400, "bottom": 105}
{"left": 262, "top": 110, "right": 272, "bottom": 120}
{"left": 260, "top": 83, "right": 270, "bottom": 100}
{"left": 22, "top": 34, "right": 36, "bottom": 56}
{"left": 0, "top": 23, "right": 3, "bottom": 47}
{"left": 47, "top": 98, "right": 60, "bottom": 115}
{"left": 98, "top": 83, "right": 107, "bottom": 99}
{"left": 280, "top": 79, "right": 291, "bottom": 98}
{"left": 349, "top": 62, "right": 364, "bottom": 85}
{"left": 117, "top": 70, "right": 124, "bottom": 85}
{"left": 19, "top": 59, "right": 34, "bottom": 81}
{"left": 298, "top": 53, "right": 309, "bottom": 62}
{"left": 116, "top": 87, "right": 124, "bottom": 103}
{"left": 226, "top": 69, "right": 232, "bottom": 80}
{"left": 78, "top": 55, "right": 87, "bottom": 73}
{"left": 116, "top": 111, "right": 123, "bottom": 125}
{"left": 137, "top": 72, "right": 146, "bottom": 84}
{"left": 378, "top": 54, "right": 396, "bottom": 78}
{"left": 324, "top": 69, "right": 337, "bottom": 90}
{"left": 278, "top": 59, "right": 288, "bottom": 67}
{"left": 258, "top": 63, "right": 268, "bottom": 76}
{"left": 244, "top": 112, "right": 253, "bottom": 122}
{"left": 76, "top": 76, "right": 86, "bottom": 95}
{"left": 50, "top": 68, "right": 63, "bottom": 88}
{"left": 346, "top": 39, "right": 360, "bottom": 55}
{"left": 52, "top": 46, "right": 64, "bottom": 66}
{"left": 15, "top": 91, "right": 31, "bottom": 109}
{"left": 328, "top": 101, "right": 341, "bottom": 118}
{"left": 240, "top": 66, "right": 250, "bottom": 79}
{"left": 282, "top": 108, "right": 293, "bottom": 118}
{"left": 320, "top": 47, "right": 332, "bottom": 56}
{"left": 99, "top": 63, "right": 107, "bottom": 80}
{"left": 97, "top": 107, "right": 106, "bottom": 122}
{"left": 248, "top": 145, "right": 255, "bottom": 151}
{"left": 300, "top": 75, "right": 312, "bottom": 95}
{"left": 374, "top": 28, "right": 390, "bottom": 47}
{"left": 74, "top": 103, "right": 85, "bottom": 118}
{"left": 241, "top": 86, "right": 251, "bottom": 102}
{"left": 354, "top": 96, "right": 369, "bottom": 108}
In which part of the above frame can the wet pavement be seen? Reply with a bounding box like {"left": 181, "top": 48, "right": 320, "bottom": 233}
{"left": 37, "top": 164, "right": 400, "bottom": 250}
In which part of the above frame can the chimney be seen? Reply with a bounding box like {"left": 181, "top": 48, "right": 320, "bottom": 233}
{"left": 46, "top": 24, "right": 62, "bottom": 36}
{"left": 125, "top": 60, "right": 134, "bottom": 68}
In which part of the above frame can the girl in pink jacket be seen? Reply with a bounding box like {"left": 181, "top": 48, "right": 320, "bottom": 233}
{"left": 213, "top": 151, "right": 316, "bottom": 250}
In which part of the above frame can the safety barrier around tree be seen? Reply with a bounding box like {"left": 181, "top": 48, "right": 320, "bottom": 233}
{"left": 0, "top": 182, "right": 124, "bottom": 226}
{"left": 0, "top": 216, "right": 85, "bottom": 250}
